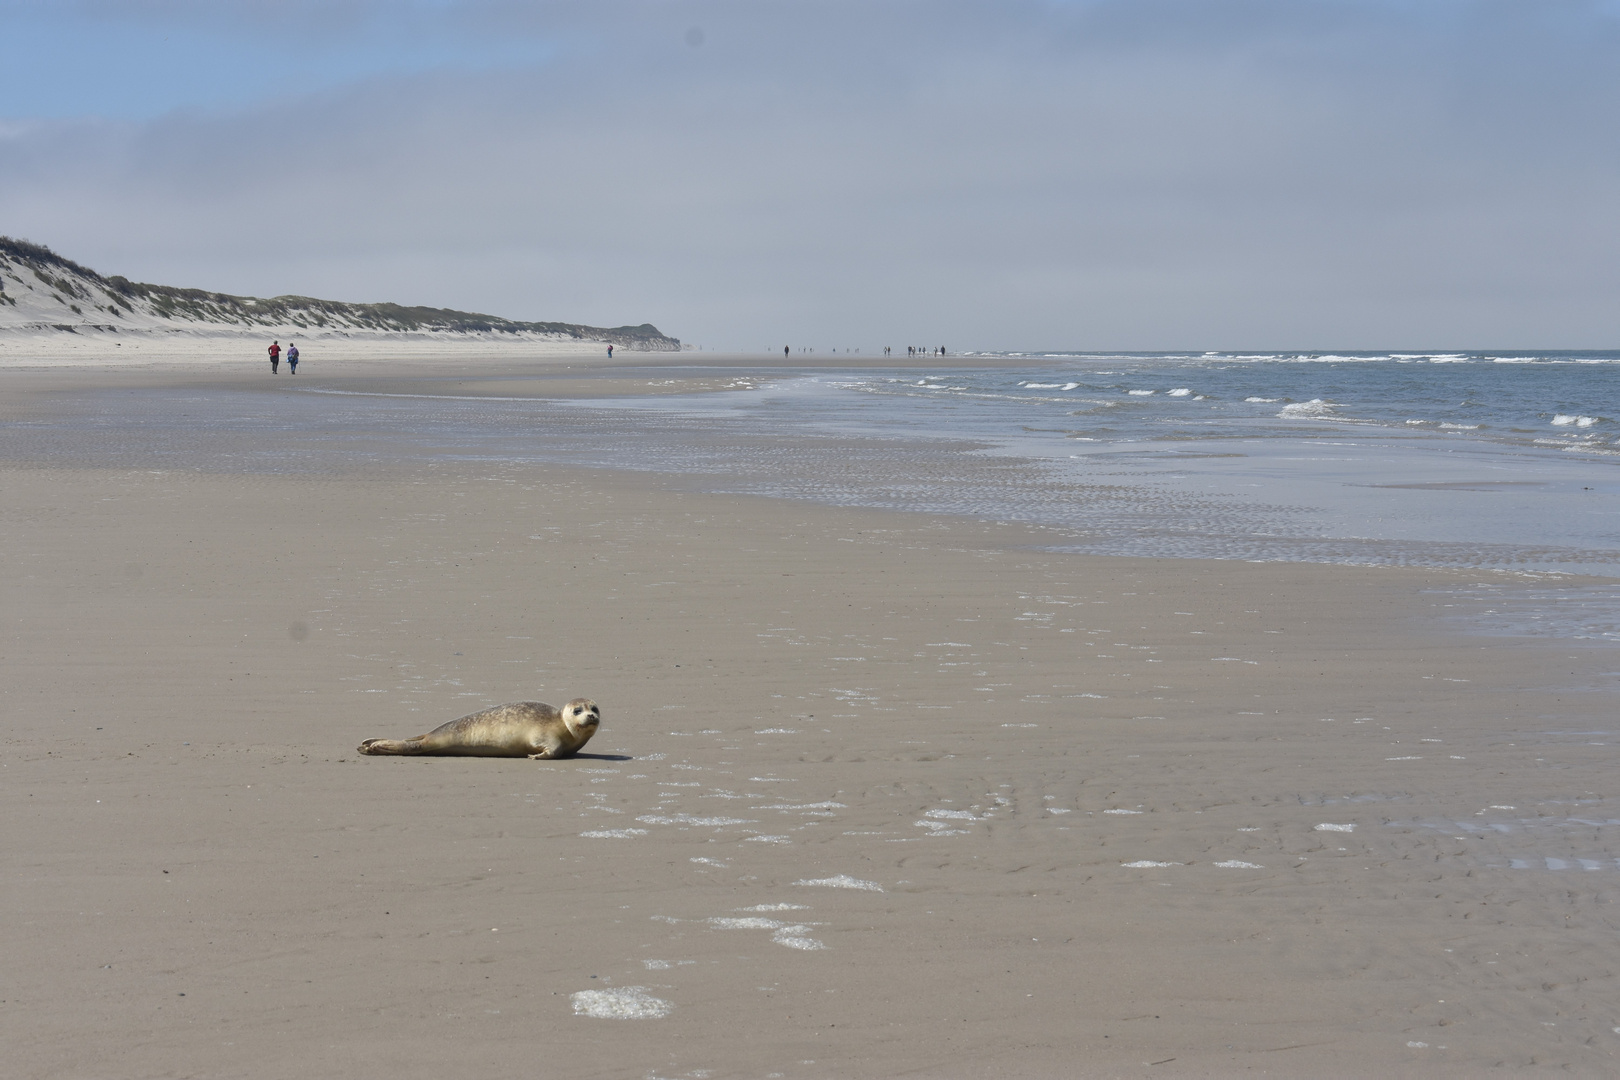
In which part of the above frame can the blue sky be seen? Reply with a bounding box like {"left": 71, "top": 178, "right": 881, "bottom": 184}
{"left": 3, "top": 1, "right": 1619, "bottom": 349}
{"left": 1, "top": 2, "right": 561, "bottom": 120}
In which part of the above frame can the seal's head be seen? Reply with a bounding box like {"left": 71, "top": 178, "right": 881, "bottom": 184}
{"left": 563, "top": 698, "right": 602, "bottom": 736}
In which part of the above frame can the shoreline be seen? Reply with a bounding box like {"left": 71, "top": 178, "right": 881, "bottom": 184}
{"left": 7, "top": 358, "right": 1617, "bottom": 583}
{"left": 4, "top": 366, "right": 1618, "bottom": 1076}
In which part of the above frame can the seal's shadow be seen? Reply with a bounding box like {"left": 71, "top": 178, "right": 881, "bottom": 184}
{"left": 570, "top": 752, "right": 633, "bottom": 761}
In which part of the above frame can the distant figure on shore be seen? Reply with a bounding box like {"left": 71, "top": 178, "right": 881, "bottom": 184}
{"left": 607, "top": 344, "right": 613, "bottom": 358}
{"left": 784, "top": 345, "right": 790, "bottom": 358}
{"left": 286, "top": 343, "right": 299, "bottom": 373}
{"left": 268, "top": 341, "right": 280, "bottom": 373}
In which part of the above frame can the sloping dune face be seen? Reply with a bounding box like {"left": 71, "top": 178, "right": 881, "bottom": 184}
{"left": 0, "top": 236, "right": 679, "bottom": 350}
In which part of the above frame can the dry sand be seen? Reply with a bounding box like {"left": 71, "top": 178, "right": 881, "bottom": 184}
{"left": 3, "top": 361, "right": 1618, "bottom": 1078}
{"left": 0, "top": 333, "right": 679, "bottom": 368}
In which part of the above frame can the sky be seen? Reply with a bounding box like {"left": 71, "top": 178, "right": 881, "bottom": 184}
{"left": 2, "top": 0, "right": 1619, "bottom": 351}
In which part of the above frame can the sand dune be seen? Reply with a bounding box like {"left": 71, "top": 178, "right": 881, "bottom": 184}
{"left": 0, "top": 236, "right": 680, "bottom": 362}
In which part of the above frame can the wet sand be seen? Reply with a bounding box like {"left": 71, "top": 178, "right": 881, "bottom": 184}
{"left": 4, "top": 360, "right": 1618, "bottom": 1077}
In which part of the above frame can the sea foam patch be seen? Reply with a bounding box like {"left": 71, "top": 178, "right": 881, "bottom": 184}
{"left": 580, "top": 828, "right": 649, "bottom": 839}
{"left": 916, "top": 820, "right": 969, "bottom": 835}
{"left": 1315, "top": 823, "right": 1355, "bottom": 832}
{"left": 794, "top": 875, "right": 883, "bottom": 892}
{"left": 773, "top": 926, "right": 827, "bottom": 950}
{"left": 636, "top": 814, "right": 756, "bottom": 826}
{"left": 1214, "top": 860, "right": 1265, "bottom": 869}
{"left": 570, "top": 987, "right": 672, "bottom": 1019}
{"left": 707, "top": 914, "right": 827, "bottom": 950}
{"left": 709, "top": 917, "right": 783, "bottom": 930}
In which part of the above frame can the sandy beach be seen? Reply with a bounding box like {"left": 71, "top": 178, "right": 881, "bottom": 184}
{"left": 4, "top": 358, "right": 1619, "bottom": 1077}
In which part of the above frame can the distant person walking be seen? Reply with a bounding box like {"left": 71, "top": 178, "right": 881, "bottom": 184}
{"left": 286, "top": 343, "right": 299, "bottom": 373}
{"left": 607, "top": 344, "right": 613, "bottom": 358}
{"left": 268, "top": 340, "right": 281, "bottom": 373}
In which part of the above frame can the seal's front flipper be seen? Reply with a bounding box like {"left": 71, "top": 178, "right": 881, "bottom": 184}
{"left": 358, "top": 738, "right": 418, "bottom": 755}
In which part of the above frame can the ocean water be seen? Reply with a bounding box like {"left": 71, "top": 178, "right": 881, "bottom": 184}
{"left": 840, "top": 349, "right": 1620, "bottom": 459}
{"left": 7, "top": 350, "right": 1620, "bottom": 629}
{"left": 548, "top": 351, "right": 1620, "bottom": 575}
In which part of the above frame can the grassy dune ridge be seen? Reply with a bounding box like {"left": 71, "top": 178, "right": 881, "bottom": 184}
{"left": 0, "top": 236, "right": 679, "bottom": 349}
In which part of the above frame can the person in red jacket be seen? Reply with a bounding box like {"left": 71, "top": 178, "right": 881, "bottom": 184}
{"left": 268, "top": 341, "right": 281, "bottom": 373}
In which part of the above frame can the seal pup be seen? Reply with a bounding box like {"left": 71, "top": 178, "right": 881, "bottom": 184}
{"left": 358, "top": 698, "right": 601, "bottom": 759}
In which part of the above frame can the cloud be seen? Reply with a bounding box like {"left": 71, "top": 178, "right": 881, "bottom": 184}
{"left": 2, "top": 1, "right": 1619, "bottom": 348}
